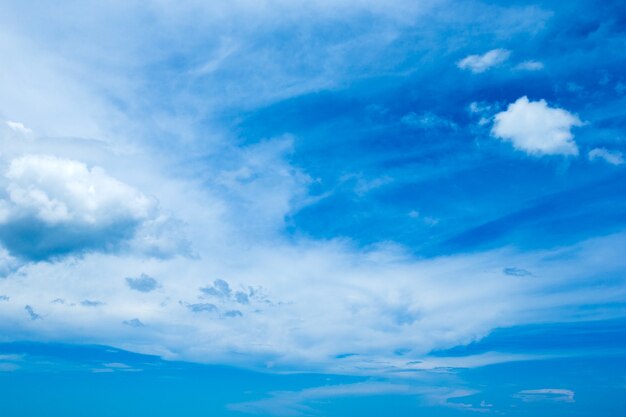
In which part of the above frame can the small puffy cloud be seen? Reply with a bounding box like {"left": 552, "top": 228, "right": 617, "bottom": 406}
{"left": 0, "top": 155, "right": 157, "bottom": 260}
{"left": 515, "top": 389, "right": 575, "bottom": 403}
{"left": 126, "top": 273, "right": 159, "bottom": 292}
{"left": 457, "top": 49, "right": 510, "bottom": 73}
{"left": 588, "top": 148, "right": 624, "bottom": 165}
{"left": 24, "top": 305, "right": 41, "bottom": 320}
{"left": 491, "top": 96, "right": 583, "bottom": 156}
{"left": 515, "top": 60, "right": 544, "bottom": 71}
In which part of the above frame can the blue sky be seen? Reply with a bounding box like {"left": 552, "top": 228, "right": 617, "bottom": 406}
{"left": 0, "top": 0, "right": 625, "bottom": 415}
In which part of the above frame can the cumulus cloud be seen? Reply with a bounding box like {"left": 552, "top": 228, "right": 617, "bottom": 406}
{"left": 126, "top": 274, "right": 159, "bottom": 293}
{"left": 588, "top": 148, "right": 624, "bottom": 165}
{"left": 0, "top": 155, "right": 157, "bottom": 260}
{"left": 491, "top": 96, "right": 583, "bottom": 156}
{"left": 457, "top": 49, "right": 510, "bottom": 73}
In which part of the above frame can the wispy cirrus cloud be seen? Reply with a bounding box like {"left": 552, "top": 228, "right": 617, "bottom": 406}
{"left": 457, "top": 49, "right": 511, "bottom": 73}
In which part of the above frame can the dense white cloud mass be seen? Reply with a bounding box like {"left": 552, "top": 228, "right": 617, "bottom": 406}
{"left": 491, "top": 96, "right": 582, "bottom": 156}
{"left": 457, "top": 49, "right": 510, "bottom": 73}
{"left": 588, "top": 147, "right": 624, "bottom": 165}
{"left": 0, "top": 155, "right": 157, "bottom": 260}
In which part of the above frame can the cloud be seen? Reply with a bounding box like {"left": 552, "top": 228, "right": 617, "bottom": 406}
{"left": 126, "top": 274, "right": 159, "bottom": 293}
{"left": 223, "top": 310, "right": 243, "bottom": 318}
{"left": 0, "top": 155, "right": 157, "bottom": 261}
{"left": 0, "top": 246, "right": 22, "bottom": 277}
{"left": 5, "top": 121, "right": 32, "bottom": 135}
{"left": 2, "top": 229, "right": 624, "bottom": 374}
{"left": 515, "top": 60, "right": 544, "bottom": 71}
{"left": 0, "top": 295, "right": 9, "bottom": 301}
{"left": 401, "top": 112, "right": 457, "bottom": 130}
{"left": 81, "top": 300, "right": 104, "bottom": 307}
{"left": 588, "top": 148, "right": 624, "bottom": 165}
{"left": 491, "top": 96, "right": 582, "bottom": 156}
{"left": 24, "top": 305, "right": 41, "bottom": 320}
{"left": 515, "top": 388, "right": 575, "bottom": 403}
{"left": 457, "top": 49, "right": 511, "bottom": 73}
{"left": 0, "top": 0, "right": 623, "bottom": 383}
{"left": 123, "top": 318, "right": 145, "bottom": 328}
{"left": 201, "top": 279, "right": 232, "bottom": 298}
{"left": 503, "top": 267, "right": 532, "bottom": 277}
{"left": 228, "top": 382, "right": 480, "bottom": 416}
{"left": 228, "top": 382, "right": 420, "bottom": 416}
{"left": 187, "top": 303, "right": 218, "bottom": 313}
{"left": 235, "top": 291, "right": 250, "bottom": 304}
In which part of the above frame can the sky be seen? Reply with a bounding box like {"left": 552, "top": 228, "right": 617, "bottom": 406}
{"left": 0, "top": 0, "right": 625, "bottom": 415}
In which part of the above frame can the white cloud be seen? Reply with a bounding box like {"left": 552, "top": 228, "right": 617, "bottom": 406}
{"left": 457, "top": 49, "right": 510, "bottom": 73}
{"left": 0, "top": 0, "right": 622, "bottom": 381}
{"left": 1, "top": 228, "right": 624, "bottom": 374}
{"left": 515, "top": 388, "right": 575, "bottom": 403}
{"left": 491, "top": 96, "right": 582, "bottom": 156}
{"left": 0, "top": 155, "right": 158, "bottom": 260}
{"left": 5, "top": 121, "right": 32, "bottom": 134}
{"left": 515, "top": 60, "right": 544, "bottom": 71}
{"left": 228, "top": 382, "right": 478, "bottom": 416}
{"left": 588, "top": 148, "right": 624, "bottom": 165}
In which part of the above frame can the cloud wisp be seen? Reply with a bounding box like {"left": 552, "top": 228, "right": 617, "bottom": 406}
{"left": 457, "top": 49, "right": 511, "bottom": 73}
